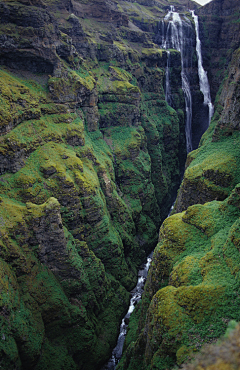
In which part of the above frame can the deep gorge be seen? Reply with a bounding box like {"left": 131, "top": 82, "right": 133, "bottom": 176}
{"left": 0, "top": 0, "right": 240, "bottom": 369}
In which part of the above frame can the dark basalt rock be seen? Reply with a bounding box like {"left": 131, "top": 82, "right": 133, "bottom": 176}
{"left": 0, "top": 4, "right": 59, "bottom": 72}
{"left": 0, "top": 2, "right": 52, "bottom": 27}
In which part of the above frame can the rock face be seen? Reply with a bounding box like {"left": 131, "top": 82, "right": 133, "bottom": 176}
{"left": 118, "top": 185, "right": 240, "bottom": 369}
{"left": 0, "top": 197, "right": 130, "bottom": 370}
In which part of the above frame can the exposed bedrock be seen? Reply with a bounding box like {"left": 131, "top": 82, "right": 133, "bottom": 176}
{"left": 175, "top": 47, "right": 240, "bottom": 213}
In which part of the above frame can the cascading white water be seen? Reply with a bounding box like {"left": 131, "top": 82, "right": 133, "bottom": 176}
{"left": 161, "top": 6, "right": 193, "bottom": 153}
{"left": 191, "top": 10, "right": 214, "bottom": 125}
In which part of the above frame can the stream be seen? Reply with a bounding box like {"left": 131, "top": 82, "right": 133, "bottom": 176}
{"left": 101, "top": 253, "right": 153, "bottom": 370}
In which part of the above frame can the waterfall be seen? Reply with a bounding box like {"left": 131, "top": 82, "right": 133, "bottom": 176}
{"left": 165, "top": 51, "right": 172, "bottom": 105}
{"left": 191, "top": 10, "right": 214, "bottom": 125}
{"left": 161, "top": 6, "right": 193, "bottom": 153}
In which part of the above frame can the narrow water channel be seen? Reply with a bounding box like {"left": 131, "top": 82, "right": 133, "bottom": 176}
{"left": 101, "top": 253, "right": 153, "bottom": 370}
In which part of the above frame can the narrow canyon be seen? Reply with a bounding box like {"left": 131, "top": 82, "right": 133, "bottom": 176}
{"left": 0, "top": 0, "right": 240, "bottom": 369}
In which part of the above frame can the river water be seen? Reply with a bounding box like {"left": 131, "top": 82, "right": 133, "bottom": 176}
{"left": 101, "top": 253, "right": 153, "bottom": 370}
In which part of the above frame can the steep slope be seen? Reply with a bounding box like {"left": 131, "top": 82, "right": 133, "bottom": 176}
{"left": 118, "top": 185, "right": 240, "bottom": 369}
{"left": 175, "top": 46, "right": 240, "bottom": 212}
{"left": 2, "top": 0, "right": 238, "bottom": 368}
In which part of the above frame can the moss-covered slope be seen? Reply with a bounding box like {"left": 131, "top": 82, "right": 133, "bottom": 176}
{"left": 0, "top": 197, "right": 130, "bottom": 370}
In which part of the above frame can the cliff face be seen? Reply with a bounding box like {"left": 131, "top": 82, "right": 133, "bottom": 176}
{"left": 118, "top": 0, "right": 240, "bottom": 368}
{"left": 0, "top": 0, "right": 197, "bottom": 368}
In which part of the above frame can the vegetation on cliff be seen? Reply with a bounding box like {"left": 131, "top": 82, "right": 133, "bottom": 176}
{"left": 118, "top": 184, "right": 240, "bottom": 369}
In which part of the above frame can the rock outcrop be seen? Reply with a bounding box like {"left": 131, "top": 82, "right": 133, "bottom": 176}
{"left": 0, "top": 196, "right": 130, "bottom": 369}
{"left": 175, "top": 46, "right": 240, "bottom": 213}
{"left": 118, "top": 184, "right": 240, "bottom": 369}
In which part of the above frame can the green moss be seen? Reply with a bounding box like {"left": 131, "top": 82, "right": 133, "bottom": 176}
{"left": 48, "top": 68, "right": 95, "bottom": 102}
{"left": 0, "top": 68, "right": 46, "bottom": 132}
{"left": 175, "top": 123, "right": 240, "bottom": 213}
{"left": 0, "top": 193, "right": 132, "bottom": 369}
{"left": 97, "top": 66, "right": 140, "bottom": 96}
{"left": 141, "top": 48, "right": 163, "bottom": 57}
{"left": 140, "top": 98, "right": 182, "bottom": 220}
{"left": 180, "top": 321, "right": 240, "bottom": 370}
